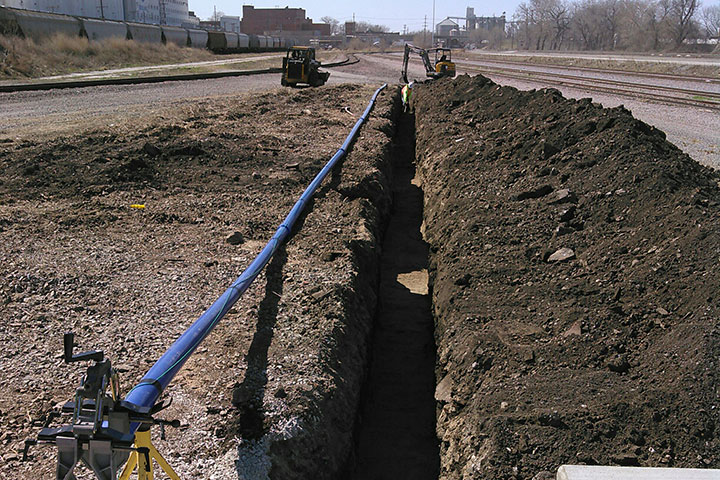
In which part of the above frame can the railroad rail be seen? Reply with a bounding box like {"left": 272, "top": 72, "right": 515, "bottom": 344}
{"left": 453, "top": 55, "right": 720, "bottom": 86}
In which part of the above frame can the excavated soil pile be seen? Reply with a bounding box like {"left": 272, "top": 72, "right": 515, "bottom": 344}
{"left": 0, "top": 84, "right": 396, "bottom": 479}
{"left": 415, "top": 74, "right": 720, "bottom": 479}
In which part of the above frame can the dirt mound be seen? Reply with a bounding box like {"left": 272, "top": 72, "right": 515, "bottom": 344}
{"left": 415, "top": 74, "right": 720, "bottom": 478}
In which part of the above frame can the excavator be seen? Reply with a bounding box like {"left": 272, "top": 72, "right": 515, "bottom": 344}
{"left": 400, "top": 43, "right": 456, "bottom": 83}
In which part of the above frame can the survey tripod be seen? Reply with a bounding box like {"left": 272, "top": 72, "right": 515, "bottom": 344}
{"left": 23, "top": 333, "right": 181, "bottom": 480}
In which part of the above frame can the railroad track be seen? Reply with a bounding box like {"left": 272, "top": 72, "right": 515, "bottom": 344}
{"left": 457, "top": 62, "right": 720, "bottom": 111}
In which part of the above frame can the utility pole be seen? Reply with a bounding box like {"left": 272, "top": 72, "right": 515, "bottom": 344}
{"left": 423, "top": 15, "right": 427, "bottom": 46}
{"left": 431, "top": 0, "right": 435, "bottom": 46}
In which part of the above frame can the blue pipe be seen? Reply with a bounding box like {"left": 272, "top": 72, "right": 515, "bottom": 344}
{"left": 124, "top": 84, "right": 388, "bottom": 417}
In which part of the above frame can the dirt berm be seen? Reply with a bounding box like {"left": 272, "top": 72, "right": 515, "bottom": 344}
{"left": 414, "top": 74, "right": 720, "bottom": 478}
{"left": 0, "top": 85, "right": 398, "bottom": 479}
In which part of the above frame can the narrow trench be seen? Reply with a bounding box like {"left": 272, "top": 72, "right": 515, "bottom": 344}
{"left": 350, "top": 112, "right": 439, "bottom": 479}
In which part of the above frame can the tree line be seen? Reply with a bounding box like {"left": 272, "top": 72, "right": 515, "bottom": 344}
{"left": 510, "top": 0, "right": 719, "bottom": 51}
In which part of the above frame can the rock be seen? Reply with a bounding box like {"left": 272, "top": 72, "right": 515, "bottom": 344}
{"left": 435, "top": 374, "right": 452, "bottom": 403}
{"left": 555, "top": 225, "right": 574, "bottom": 236}
{"left": 454, "top": 273, "right": 471, "bottom": 286}
{"left": 142, "top": 142, "right": 162, "bottom": 157}
{"left": 500, "top": 401, "right": 509, "bottom": 410}
{"left": 656, "top": 307, "right": 669, "bottom": 316}
{"left": 204, "top": 260, "right": 218, "bottom": 267}
{"left": 550, "top": 188, "right": 578, "bottom": 204}
{"left": 226, "top": 232, "right": 245, "bottom": 245}
{"left": 547, "top": 248, "right": 575, "bottom": 263}
{"left": 558, "top": 205, "right": 576, "bottom": 222}
{"left": 532, "top": 472, "right": 554, "bottom": 480}
{"left": 611, "top": 453, "right": 639, "bottom": 466}
{"left": 285, "top": 162, "right": 300, "bottom": 170}
{"left": 252, "top": 171, "right": 262, "bottom": 179}
{"left": 321, "top": 251, "right": 342, "bottom": 262}
{"left": 607, "top": 355, "right": 630, "bottom": 373}
{"left": 562, "top": 320, "right": 582, "bottom": 337}
{"left": 516, "top": 184, "right": 553, "bottom": 201}
{"left": 541, "top": 142, "right": 561, "bottom": 160}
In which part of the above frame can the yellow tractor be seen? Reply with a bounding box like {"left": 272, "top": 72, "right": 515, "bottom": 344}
{"left": 281, "top": 46, "right": 330, "bottom": 87}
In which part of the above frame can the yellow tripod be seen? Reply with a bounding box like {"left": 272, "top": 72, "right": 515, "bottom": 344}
{"left": 119, "top": 429, "right": 180, "bottom": 480}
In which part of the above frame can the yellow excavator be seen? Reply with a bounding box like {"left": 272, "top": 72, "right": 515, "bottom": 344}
{"left": 400, "top": 44, "right": 456, "bottom": 83}
{"left": 281, "top": 46, "right": 330, "bottom": 87}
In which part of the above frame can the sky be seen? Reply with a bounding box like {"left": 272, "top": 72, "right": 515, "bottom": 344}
{"left": 188, "top": 1, "right": 522, "bottom": 33}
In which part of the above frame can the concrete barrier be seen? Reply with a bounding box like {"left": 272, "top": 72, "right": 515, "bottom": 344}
{"left": 161, "top": 26, "right": 188, "bottom": 47}
{"left": 126, "top": 22, "right": 161, "bottom": 43}
{"left": 81, "top": 18, "right": 127, "bottom": 41}
{"left": 558, "top": 465, "right": 720, "bottom": 480}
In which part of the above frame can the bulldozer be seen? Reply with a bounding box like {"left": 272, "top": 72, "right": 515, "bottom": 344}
{"left": 400, "top": 43, "right": 456, "bottom": 83}
{"left": 281, "top": 46, "right": 330, "bottom": 87}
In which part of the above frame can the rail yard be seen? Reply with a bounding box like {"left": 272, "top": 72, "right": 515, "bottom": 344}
{"left": 0, "top": 40, "right": 719, "bottom": 480}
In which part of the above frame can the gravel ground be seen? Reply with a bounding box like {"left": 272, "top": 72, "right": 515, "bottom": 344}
{"left": 0, "top": 84, "right": 397, "bottom": 479}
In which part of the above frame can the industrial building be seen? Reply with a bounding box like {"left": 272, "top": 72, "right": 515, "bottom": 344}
{"left": 435, "top": 7, "right": 506, "bottom": 47}
{"left": 0, "top": 0, "right": 188, "bottom": 25}
{"left": 240, "top": 5, "right": 330, "bottom": 36}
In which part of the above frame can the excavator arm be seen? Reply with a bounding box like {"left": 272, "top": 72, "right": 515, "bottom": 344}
{"left": 401, "top": 43, "right": 436, "bottom": 83}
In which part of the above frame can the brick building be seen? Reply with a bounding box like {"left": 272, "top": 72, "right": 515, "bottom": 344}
{"left": 240, "top": 5, "right": 329, "bottom": 36}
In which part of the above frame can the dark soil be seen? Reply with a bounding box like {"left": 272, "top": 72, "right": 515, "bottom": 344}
{"left": 0, "top": 84, "right": 396, "bottom": 479}
{"left": 415, "top": 74, "right": 720, "bottom": 479}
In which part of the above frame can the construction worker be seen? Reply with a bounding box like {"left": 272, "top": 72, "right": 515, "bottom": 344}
{"left": 401, "top": 81, "right": 414, "bottom": 113}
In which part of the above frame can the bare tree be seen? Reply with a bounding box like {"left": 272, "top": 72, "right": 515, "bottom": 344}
{"left": 700, "top": 4, "right": 720, "bottom": 39}
{"left": 320, "top": 16, "right": 342, "bottom": 35}
{"left": 667, "top": 0, "right": 699, "bottom": 47}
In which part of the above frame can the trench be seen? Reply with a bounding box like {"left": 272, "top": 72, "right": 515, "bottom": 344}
{"left": 349, "top": 112, "right": 440, "bottom": 479}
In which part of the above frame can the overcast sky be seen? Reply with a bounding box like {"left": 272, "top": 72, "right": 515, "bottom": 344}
{"left": 188, "top": 1, "right": 520, "bottom": 32}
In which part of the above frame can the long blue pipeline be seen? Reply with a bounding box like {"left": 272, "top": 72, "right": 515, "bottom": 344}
{"left": 123, "top": 83, "right": 388, "bottom": 419}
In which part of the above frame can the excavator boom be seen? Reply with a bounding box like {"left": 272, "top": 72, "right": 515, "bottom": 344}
{"left": 400, "top": 43, "right": 456, "bottom": 83}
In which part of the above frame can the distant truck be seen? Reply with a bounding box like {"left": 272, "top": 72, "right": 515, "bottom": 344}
{"left": 281, "top": 46, "right": 330, "bottom": 87}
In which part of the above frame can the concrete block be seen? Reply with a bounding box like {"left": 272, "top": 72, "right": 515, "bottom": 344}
{"left": 558, "top": 465, "right": 720, "bottom": 480}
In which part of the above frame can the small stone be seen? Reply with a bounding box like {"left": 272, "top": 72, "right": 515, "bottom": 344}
{"left": 516, "top": 184, "right": 553, "bottom": 201}
{"left": 454, "top": 273, "right": 471, "bottom": 286}
{"left": 435, "top": 374, "right": 452, "bottom": 403}
{"left": 142, "top": 142, "right": 162, "bottom": 156}
{"left": 562, "top": 320, "right": 582, "bottom": 337}
{"left": 285, "top": 162, "right": 300, "bottom": 170}
{"left": 656, "top": 307, "right": 669, "bottom": 316}
{"left": 558, "top": 205, "right": 576, "bottom": 222}
{"left": 555, "top": 225, "right": 574, "bottom": 236}
{"left": 532, "top": 472, "right": 554, "bottom": 480}
{"left": 611, "top": 453, "right": 639, "bottom": 466}
{"left": 500, "top": 401, "right": 509, "bottom": 410}
{"left": 547, "top": 248, "right": 575, "bottom": 263}
{"left": 302, "top": 109, "right": 312, "bottom": 115}
{"left": 226, "top": 232, "right": 244, "bottom": 245}
{"left": 252, "top": 171, "right": 261, "bottom": 179}
{"left": 607, "top": 355, "right": 630, "bottom": 373}
{"left": 321, "top": 251, "right": 341, "bottom": 262}
{"left": 550, "top": 189, "right": 578, "bottom": 204}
